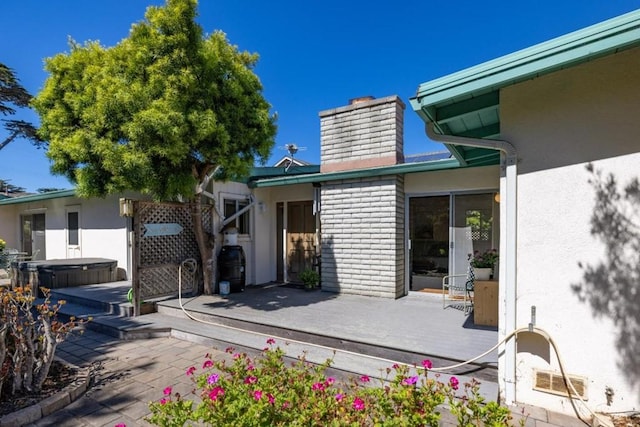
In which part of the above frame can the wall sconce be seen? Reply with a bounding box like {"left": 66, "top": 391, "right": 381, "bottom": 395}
{"left": 119, "top": 198, "right": 134, "bottom": 217}
{"left": 494, "top": 193, "right": 501, "bottom": 203}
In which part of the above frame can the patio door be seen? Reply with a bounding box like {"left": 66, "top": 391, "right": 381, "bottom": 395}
{"left": 21, "top": 213, "right": 46, "bottom": 260}
{"left": 409, "top": 196, "right": 450, "bottom": 291}
{"left": 409, "top": 192, "right": 498, "bottom": 292}
{"left": 285, "top": 201, "right": 316, "bottom": 283}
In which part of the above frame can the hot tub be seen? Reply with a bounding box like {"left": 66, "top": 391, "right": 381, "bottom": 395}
{"left": 11, "top": 258, "right": 118, "bottom": 290}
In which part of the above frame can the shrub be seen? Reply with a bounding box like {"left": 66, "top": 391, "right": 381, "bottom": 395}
{"left": 0, "top": 285, "right": 86, "bottom": 400}
{"left": 147, "top": 340, "right": 515, "bottom": 426}
{"left": 299, "top": 268, "right": 320, "bottom": 289}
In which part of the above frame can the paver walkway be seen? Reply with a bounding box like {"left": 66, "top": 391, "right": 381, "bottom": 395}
{"left": 27, "top": 331, "right": 229, "bottom": 427}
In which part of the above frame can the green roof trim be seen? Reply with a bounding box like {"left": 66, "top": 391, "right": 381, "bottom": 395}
{"left": 410, "top": 9, "right": 640, "bottom": 145}
{"left": 0, "top": 189, "right": 76, "bottom": 205}
{"left": 249, "top": 158, "right": 463, "bottom": 188}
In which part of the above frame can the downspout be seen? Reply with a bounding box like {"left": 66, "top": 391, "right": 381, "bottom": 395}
{"left": 425, "top": 122, "right": 518, "bottom": 405}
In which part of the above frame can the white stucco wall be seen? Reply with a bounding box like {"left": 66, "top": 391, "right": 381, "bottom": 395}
{"left": 0, "top": 203, "right": 19, "bottom": 248}
{"left": 405, "top": 165, "right": 499, "bottom": 194}
{"left": 501, "top": 46, "right": 640, "bottom": 415}
{"left": 1, "top": 193, "right": 131, "bottom": 276}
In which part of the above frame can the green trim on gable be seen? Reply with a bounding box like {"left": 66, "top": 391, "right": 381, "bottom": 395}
{"left": 410, "top": 9, "right": 640, "bottom": 147}
{"left": 249, "top": 159, "right": 463, "bottom": 188}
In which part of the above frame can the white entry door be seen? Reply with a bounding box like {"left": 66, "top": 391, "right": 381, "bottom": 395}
{"left": 66, "top": 207, "right": 81, "bottom": 258}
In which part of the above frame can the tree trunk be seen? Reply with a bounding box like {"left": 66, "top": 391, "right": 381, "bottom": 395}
{"left": 192, "top": 198, "right": 215, "bottom": 295}
{"left": 32, "top": 314, "right": 57, "bottom": 391}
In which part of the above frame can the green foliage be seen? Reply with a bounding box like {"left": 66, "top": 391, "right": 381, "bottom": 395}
{"left": 33, "top": 0, "right": 277, "bottom": 201}
{"left": 299, "top": 268, "right": 320, "bottom": 289}
{"left": 147, "top": 340, "right": 517, "bottom": 426}
{"left": 0, "top": 63, "right": 44, "bottom": 151}
{"left": 470, "top": 249, "right": 499, "bottom": 269}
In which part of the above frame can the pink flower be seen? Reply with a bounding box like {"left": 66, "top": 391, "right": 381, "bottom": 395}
{"left": 352, "top": 397, "right": 365, "bottom": 410}
{"left": 208, "top": 386, "right": 225, "bottom": 401}
{"left": 247, "top": 364, "right": 255, "bottom": 371}
{"left": 282, "top": 401, "right": 291, "bottom": 409}
{"left": 159, "top": 398, "right": 167, "bottom": 405}
{"left": 244, "top": 375, "right": 258, "bottom": 384}
{"left": 267, "top": 393, "right": 275, "bottom": 404}
{"left": 312, "top": 382, "right": 325, "bottom": 391}
{"left": 325, "top": 377, "right": 335, "bottom": 386}
{"left": 202, "top": 360, "right": 213, "bottom": 369}
{"left": 233, "top": 353, "right": 241, "bottom": 359}
{"left": 266, "top": 338, "right": 276, "bottom": 345}
{"left": 449, "top": 376, "right": 459, "bottom": 390}
{"left": 392, "top": 363, "right": 400, "bottom": 369}
{"left": 335, "top": 393, "right": 344, "bottom": 401}
{"left": 225, "top": 347, "right": 234, "bottom": 353}
{"left": 254, "top": 390, "right": 263, "bottom": 401}
{"left": 163, "top": 386, "right": 172, "bottom": 396}
{"left": 421, "top": 359, "right": 433, "bottom": 369}
{"left": 207, "top": 374, "right": 219, "bottom": 384}
{"left": 115, "top": 424, "right": 126, "bottom": 427}
{"left": 186, "top": 366, "right": 196, "bottom": 376}
{"left": 359, "top": 375, "right": 370, "bottom": 383}
{"left": 402, "top": 376, "right": 418, "bottom": 386}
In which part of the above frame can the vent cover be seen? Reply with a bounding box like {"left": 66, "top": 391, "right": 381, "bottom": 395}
{"left": 534, "top": 370, "right": 587, "bottom": 399}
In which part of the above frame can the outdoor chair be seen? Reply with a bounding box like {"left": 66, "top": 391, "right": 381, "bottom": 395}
{"left": 442, "top": 261, "right": 475, "bottom": 314}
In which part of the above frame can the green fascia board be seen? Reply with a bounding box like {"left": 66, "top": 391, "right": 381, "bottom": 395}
{"left": 249, "top": 165, "right": 320, "bottom": 179}
{"left": 0, "top": 189, "right": 76, "bottom": 205}
{"left": 411, "top": 10, "right": 640, "bottom": 109}
{"left": 249, "top": 159, "right": 463, "bottom": 188}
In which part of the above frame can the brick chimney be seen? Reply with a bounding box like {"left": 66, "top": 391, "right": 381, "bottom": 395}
{"left": 319, "top": 95, "right": 405, "bottom": 173}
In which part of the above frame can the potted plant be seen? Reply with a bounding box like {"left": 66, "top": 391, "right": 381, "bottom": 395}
{"left": 299, "top": 268, "right": 320, "bottom": 291}
{"left": 470, "top": 249, "right": 498, "bottom": 280}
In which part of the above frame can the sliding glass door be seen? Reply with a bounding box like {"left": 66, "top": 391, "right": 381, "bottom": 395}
{"left": 409, "top": 192, "right": 498, "bottom": 292}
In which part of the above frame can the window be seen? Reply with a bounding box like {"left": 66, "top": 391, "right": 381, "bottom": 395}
{"left": 68, "top": 211, "right": 79, "bottom": 246}
{"left": 224, "top": 199, "right": 250, "bottom": 234}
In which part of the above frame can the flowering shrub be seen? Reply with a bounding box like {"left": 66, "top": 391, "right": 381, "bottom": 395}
{"left": 0, "top": 285, "right": 86, "bottom": 400}
{"left": 470, "top": 249, "right": 499, "bottom": 269}
{"left": 147, "top": 339, "right": 515, "bottom": 426}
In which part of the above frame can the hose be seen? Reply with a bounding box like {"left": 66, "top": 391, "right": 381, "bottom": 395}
{"left": 175, "top": 265, "right": 607, "bottom": 426}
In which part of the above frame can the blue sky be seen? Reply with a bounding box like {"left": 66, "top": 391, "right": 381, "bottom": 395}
{"left": 2, "top": 1, "right": 639, "bottom": 192}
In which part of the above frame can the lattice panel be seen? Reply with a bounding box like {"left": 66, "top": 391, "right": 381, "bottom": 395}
{"left": 133, "top": 201, "right": 212, "bottom": 300}
{"left": 139, "top": 264, "right": 200, "bottom": 298}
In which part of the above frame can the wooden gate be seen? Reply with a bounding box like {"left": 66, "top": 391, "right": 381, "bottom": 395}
{"left": 132, "top": 201, "right": 212, "bottom": 314}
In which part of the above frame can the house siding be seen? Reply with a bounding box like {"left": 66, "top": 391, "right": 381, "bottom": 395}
{"left": 500, "top": 46, "right": 640, "bottom": 414}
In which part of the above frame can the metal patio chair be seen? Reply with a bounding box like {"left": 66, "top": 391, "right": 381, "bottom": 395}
{"left": 442, "top": 260, "right": 475, "bottom": 314}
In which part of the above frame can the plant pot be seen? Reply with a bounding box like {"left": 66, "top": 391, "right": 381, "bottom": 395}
{"left": 474, "top": 268, "right": 492, "bottom": 281}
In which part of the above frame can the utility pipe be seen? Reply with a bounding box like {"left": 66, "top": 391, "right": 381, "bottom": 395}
{"left": 425, "top": 122, "right": 518, "bottom": 405}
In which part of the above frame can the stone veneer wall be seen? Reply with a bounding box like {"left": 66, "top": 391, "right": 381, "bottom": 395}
{"left": 320, "top": 175, "right": 405, "bottom": 298}
{"left": 319, "top": 95, "right": 405, "bottom": 173}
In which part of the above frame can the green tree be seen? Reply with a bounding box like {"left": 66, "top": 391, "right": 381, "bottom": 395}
{"left": 0, "top": 179, "right": 25, "bottom": 194}
{"left": 33, "top": 0, "right": 277, "bottom": 294}
{"left": 0, "top": 63, "right": 44, "bottom": 151}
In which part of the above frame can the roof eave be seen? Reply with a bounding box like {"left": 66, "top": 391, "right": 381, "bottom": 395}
{"left": 249, "top": 159, "right": 463, "bottom": 188}
{"left": 0, "top": 189, "right": 76, "bottom": 205}
{"left": 411, "top": 10, "right": 640, "bottom": 111}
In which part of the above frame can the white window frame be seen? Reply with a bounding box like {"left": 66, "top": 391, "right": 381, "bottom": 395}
{"left": 222, "top": 196, "right": 251, "bottom": 236}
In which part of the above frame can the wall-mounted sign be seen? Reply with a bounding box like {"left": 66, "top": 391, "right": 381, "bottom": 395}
{"left": 143, "top": 223, "right": 184, "bottom": 237}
